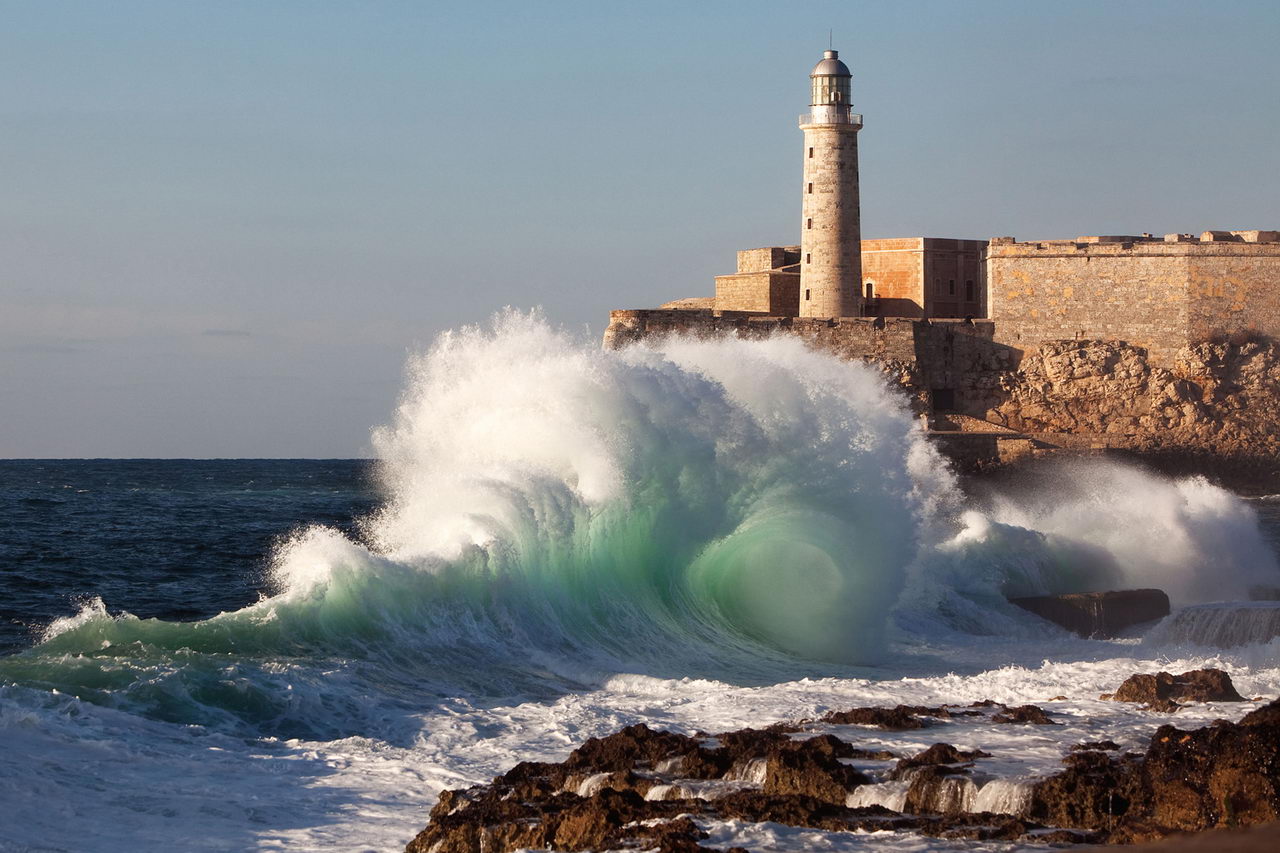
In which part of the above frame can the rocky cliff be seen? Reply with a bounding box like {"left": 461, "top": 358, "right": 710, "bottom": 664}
{"left": 985, "top": 339, "right": 1280, "bottom": 481}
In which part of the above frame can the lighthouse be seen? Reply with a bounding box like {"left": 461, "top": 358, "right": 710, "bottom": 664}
{"left": 799, "top": 50, "right": 863, "bottom": 318}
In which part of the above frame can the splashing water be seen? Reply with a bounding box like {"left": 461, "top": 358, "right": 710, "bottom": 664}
{"left": 4, "top": 311, "right": 1279, "bottom": 739}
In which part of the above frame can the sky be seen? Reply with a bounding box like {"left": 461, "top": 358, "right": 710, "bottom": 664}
{"left": 2, "top": 0, "right": 1277, "bottom": 458}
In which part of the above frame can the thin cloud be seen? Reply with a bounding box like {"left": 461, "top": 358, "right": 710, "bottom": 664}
{"left": 202, "top": 329, "right": 253, "bottom": 338}
{"left": 0, "top": 343, "right": 88, "bottom": 354}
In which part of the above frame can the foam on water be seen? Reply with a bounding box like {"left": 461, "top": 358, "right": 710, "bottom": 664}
{"left": 3, "top": 311, "right": 1280, "bottom": 850}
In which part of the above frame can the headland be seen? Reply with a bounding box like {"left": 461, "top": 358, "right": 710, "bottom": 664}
{"left": 603, "top": 48, "right": 1280, "bottom": 489}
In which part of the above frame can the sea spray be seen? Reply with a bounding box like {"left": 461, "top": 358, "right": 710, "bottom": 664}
{"left": 977, "top": 459, "right": 1280, "bottom": 605}
{"left": 5, "top": 312, "right": 1280, "bottom": 737}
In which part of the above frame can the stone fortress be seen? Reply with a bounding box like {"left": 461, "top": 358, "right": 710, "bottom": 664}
{"left": 604, "top": 50, "right": 1280, "bottom": 479}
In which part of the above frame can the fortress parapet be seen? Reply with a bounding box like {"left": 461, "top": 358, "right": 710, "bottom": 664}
{"left": 987, "top": 233, "right": 1280, "bottom": 365}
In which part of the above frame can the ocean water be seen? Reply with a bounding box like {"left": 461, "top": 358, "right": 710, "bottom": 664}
{"left": 3, "top": 311, "right": 1280, "bottom": 851}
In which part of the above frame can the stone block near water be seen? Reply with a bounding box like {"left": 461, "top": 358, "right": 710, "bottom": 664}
{"left": 1009, "top": 589, "right": 1171, "bottom": 638}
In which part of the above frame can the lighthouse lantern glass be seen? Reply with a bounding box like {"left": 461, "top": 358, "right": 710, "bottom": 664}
{"left": 811, "top": 75, "right": 850, "bottom": 106}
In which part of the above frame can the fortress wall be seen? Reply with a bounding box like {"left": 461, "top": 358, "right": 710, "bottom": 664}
{"left": 989, "top": 241, "right": 1280, "bottom": 365}
{"left": 987, "top": 242, "right": 1193, "bottom": 365}
{"left": 911, "top": 320, "right": 1015, "bottom": 416}
{"left": 1186, "top": 250, "right": 1280, "bottom": 343}
{"left": 736, "top": 247, "right": 797, "bottom": 274}
{"left": 714, "top": 271, "right": 800, "bottom": 314}
{"left": 922, "top": 238, "right": 986, "bottom": 319}
{"left": 861, "top": 238, "right": 925, "bottom": 317}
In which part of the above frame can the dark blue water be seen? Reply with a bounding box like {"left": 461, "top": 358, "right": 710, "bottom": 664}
{"left": 0, "top": 459, "right": 378, "bottom": 655}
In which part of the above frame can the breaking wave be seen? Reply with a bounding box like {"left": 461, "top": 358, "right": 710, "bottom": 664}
{"left": 3, "top": 311, "right": 1277, "bottom": 737}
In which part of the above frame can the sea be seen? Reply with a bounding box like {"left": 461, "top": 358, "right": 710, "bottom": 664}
{"left": 3, "top": 312, "right": 1280, "bottom": 852}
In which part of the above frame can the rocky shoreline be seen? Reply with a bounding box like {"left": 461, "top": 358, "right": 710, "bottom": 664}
{"left": 405, "top": 669, "right": 1278, "bottom": 852}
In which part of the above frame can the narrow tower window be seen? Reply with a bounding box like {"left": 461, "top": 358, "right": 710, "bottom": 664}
{"left": 807, "top": 182, "right": 813, "bottom": 194}
{"left": 865, "top": 282, "right": 875, "bottom": 299}
{"left": 806, "top": 218, "right": 812, "bottom": 230}
{"left": 805, "top": 253, "right": 811, "bottom": 264}
{"left": 805, "top": 289, "right": 811, "bottom": 301}
{"left": 808, "top": 147, "right": 814, "bottom": 158}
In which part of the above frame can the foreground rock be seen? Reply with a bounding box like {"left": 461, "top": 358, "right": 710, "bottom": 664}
{"left": 1083, "top": 821, "right": 1280, "bottom": 851}
{"left": 404, "top": 695, "right": 1280, "bottom": 851}
{"left": 1010, "top": 589, "right": 1171, "bottom": 638}
{"left": 1027, "top": 697, "right": 1280, "bottom": 841}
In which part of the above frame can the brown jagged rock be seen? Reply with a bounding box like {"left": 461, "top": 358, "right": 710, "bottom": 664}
{"left": 821, "top": 704, "right": 956, "bottom": 730}
{"left": 892, "top": 744, "right": 992, "bottom": 816}
{"left": 1241, "top": 697, "right": 1280, "bottom": 726}
{"left": 895, "top": 742, "right": 992, "bottom": 776}
{"left": 565, "top": 723, "right": 726, "bottom": 778}
{"left": 1026, "top": 749, "right": 1147, "bottom": 832}
{"left": 761, "top": 734, "right": 870, "bottom": 805}
{"left": 1025, "top": 696, "right": 1280, "bottom": 840}
{"left": 712, "top": 791, "right": 1068, "bottom": 840}
{"left": 1072, "top": 740, "right": 1121, "bottom": 752}
{"left": 407, "top": 703, "right": 1280, "bottom": 851}
{"left": 1010, "top": 589, "right": 1171, "bottom": 638}
{"left": 1110, "top": 668, "right": 1245, "bottom": 706}
{"left": 1138, "top": 708, "right": 1280, "bottom": 833}
{"left": 634, "top": 817, "right": 723, "bottom": 853}
{"left": 901, "top": 765, "right": 979, "bottom": 815}
{"left": 1085, "top": 821, "right": 1280, "bottom": 850}
{"left": 993, "top": 704, "right": 1058, "bottom": 725}
{"left": 988, "top": 339, "right": 1280, "bottom": 468}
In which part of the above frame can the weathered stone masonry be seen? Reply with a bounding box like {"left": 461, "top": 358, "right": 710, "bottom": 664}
{"left": 988, "top": 232, "right": 1280, "bottom": 367}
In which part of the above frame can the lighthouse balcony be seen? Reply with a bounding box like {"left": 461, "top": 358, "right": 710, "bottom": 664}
{"left": 799, "top": 112, "right": 862, "bottom": 128}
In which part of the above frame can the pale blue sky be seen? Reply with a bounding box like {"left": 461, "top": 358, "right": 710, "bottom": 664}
{"left": 2, "top": 0, "right": 1277, "bottom": 457}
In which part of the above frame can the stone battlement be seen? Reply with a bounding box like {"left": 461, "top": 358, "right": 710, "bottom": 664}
{"left": 987, "top": 229, "right": 1280, "bottom": 365}
{"left": 988, "top": 233, "right": 1280, "bottom": 258}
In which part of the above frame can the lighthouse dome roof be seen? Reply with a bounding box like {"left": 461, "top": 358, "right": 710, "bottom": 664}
{"left": 811, "top": 50, "right": 851, "bottom": 77}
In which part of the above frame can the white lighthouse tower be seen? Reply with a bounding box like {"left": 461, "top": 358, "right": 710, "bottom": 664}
{"left": 799, "top": 50, "right": 863, "bottom": 318}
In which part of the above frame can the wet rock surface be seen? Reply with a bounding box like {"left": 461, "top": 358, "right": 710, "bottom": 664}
{"left": 1027, "top": 696, "right": 1280, "bottom": 841}
{"left": 993, "top": 704, "right": 1058, "bottom": 724}
{"left": 894, "top": 742, "right": 992, "bottom": 774}
{"left": 1010, "top": 589, "right": 1171, "bottom": 638}
{"left": 819, "top": 703, "right": 977, "bottom": 729}
{"left": 1106, "top": 667, "right": 1246, "bottom": 709}
{"left": 405, "top": 694, "right": 1280, "bottom": 852}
